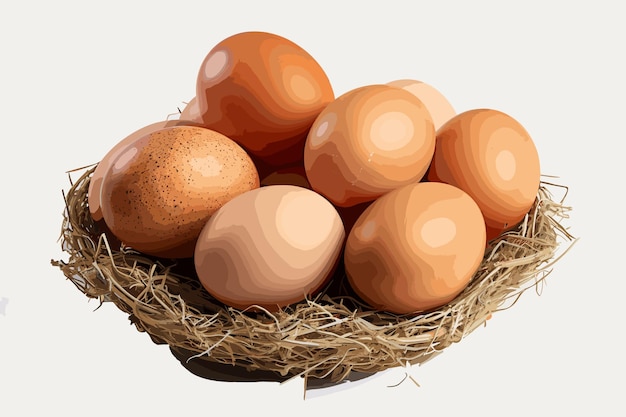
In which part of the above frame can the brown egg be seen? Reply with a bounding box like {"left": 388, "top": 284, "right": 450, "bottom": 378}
{"left": 88, "top": 119, "right": 201, "bottom": 222}
{"left": 345, "top": 182, "right": 486, "bottom": 314}
{"left": 195, "top": 31, "right": 335, "bottom": 166}
{"left": 304, "top": 84, "right": 436, "bottom": 207}
{"left": 427, "top": 109, "right": 541, "bottom": 241}
{"left": 101, "top": 125, "right": 259, "bottom": 259}
{"left": 194, "top": 185, "right": 345, "bottom": 312}
{"left": 260, "top": 165, "right": 310, "bottom": 189}
{"left": 387, "top": 79, "right": 456, "bottom": 130}
{"left": 179, "top": 96, "right": 203, "bottom": 123}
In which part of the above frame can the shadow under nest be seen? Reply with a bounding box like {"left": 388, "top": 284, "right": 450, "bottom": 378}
{"left": 51, "top": 166, "right": 575, "bottom": 385}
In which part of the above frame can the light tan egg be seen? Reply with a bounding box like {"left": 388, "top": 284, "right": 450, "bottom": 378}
{"left": 194, "top": 185, "right": 345, "bottom": 312}
{"left": 304, "top": 84, "right": 436, "bottom": 207}
{"left": 387, "top": 79, "right": 456, "bottom": 131}
{"left": 427, "top": 108, "right": 541, "bottom": 241}
{"left": 345, "top": 181, "right": 486, "bottom": 314}
{"left": 100, "top": 125, "right": 259, "bottom": 259}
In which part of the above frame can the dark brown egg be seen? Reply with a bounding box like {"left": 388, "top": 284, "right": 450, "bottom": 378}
{"left": 195, "top": 31, "right": 335, "bottom": 166}
{"left": 100, "top": 125, "right": 259, "bottom": 258}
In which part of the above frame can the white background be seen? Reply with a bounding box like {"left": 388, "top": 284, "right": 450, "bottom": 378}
{"left": 2, "top": 1, "right": 623, "bottom": 415}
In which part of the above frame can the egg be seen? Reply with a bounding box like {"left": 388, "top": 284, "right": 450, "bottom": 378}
{"left": 194, "top": 185, "right": 345, "bottom": 312}
{"left": 304, "top": 84, "right": 436, "bottom": 207}
{"left": 427, "top": 109, "right": 541, "bottom": 241}
{"left": 179, "top": 96, "right": 203, "bottom": 123}
{"left": 195, "top": 31, "right": 335, "bottom": 166}
{"left": 387, "top": 79, "right": 456, "bottom": 130}
{"left": 101, "top": 125, "right": 259, "bottom": 259}
{"left": 88, "top": 119, "right": 201, "bottom": 222}
{"left": 344, "top": 182, "right": 486, "bottom": 314}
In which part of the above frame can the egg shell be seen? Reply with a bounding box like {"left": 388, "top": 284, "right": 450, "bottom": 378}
{"left": 88, "top": 119, "right": 202, "bottom": 222}
{"left": 194, "top": 185, "right": 345, "bottom": 312}
{"left": 304, "top": 84, "right": 436, "bottom": 207}
{"left": 427, "top": 108, "right": 541, "bottom": 241}
{"left": 344, "top": 181, "right": 486, "bottom": 314}
{"left": 387, "top": 79, "right": 456, "bottom": 131}
{"left": 195, "top": 31, "right": 335, "bottom": 166}
{"left": 101, "top": 125, "right": 259, "bottom": 259}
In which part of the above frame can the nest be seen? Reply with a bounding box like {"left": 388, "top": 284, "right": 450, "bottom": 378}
{"left": 51, "top": 166, "right": 574, "bottom": 384}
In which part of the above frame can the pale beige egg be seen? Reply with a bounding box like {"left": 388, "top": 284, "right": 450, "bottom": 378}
{"left": 194, "top": 185, "right": 345, "bottom": 312}
{"left": 387, "top": 79, "right": 456, "bottom": 131}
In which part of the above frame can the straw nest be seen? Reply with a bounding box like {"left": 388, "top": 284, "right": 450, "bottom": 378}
{"left": 52, "top": 166, "right": 574, "bottom": 384}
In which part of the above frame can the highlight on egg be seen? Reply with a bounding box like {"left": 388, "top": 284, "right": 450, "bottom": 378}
{"left": 304, "top": 84, "right": 436, "bottom": 207}
{"left": 194, "top": 185, "right": 346, "bottom": 312}
{"left": 100, "top": 125, "right": 260, "bottom": 259}
{"left": 195, "top": 31, "right": 335, "bottom": 167}
{"left": 344, "top": 181, "right": 487, "bottom": 314}
{"left": 427, "top": 108, "right": 541, "bottom": 241}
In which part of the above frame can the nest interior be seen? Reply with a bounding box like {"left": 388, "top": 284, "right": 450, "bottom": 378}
{"left": 51, "top": 166, "right": 574, "bottom": 384}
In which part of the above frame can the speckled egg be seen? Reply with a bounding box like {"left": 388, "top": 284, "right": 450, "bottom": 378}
{"left": 88, "top": 119, "right": 201, "bottom": 222}
{"left": 100, "top": 125, "right": 259, "bottom": 258}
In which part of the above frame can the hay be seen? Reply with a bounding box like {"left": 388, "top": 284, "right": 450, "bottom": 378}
{"left": 51, "top": 166, "right": 574, "bottom": 383}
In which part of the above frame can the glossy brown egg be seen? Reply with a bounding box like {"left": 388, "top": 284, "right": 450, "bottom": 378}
{"left": 345, "top": 182, "right": 486, "bottom": 314}
{"left": 88, "top": 119, "right": 201, "bottom": 222}
{"left": 427, "top": 109, "right": 541, "bottom": 241}
{"left": 304, "top": 84, "right": 435, "bottom": 207}
{"left": 100, "top": 125, "right": 259, "bottom": 258}
{"left": 195, "top": 31, "right": 335, "bottom": 166}
{"left": 194, "top": 185, "right": 345, "bottom": 312}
